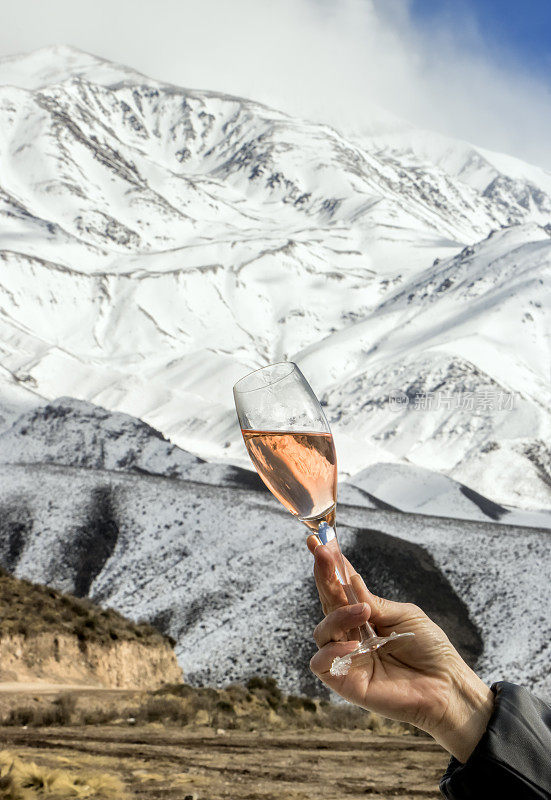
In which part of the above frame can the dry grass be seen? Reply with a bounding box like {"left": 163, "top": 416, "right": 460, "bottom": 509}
{"left": 0, "top": 567, "right": 171, "bottom": 648}
{"left": 0, "top": 751, "right": 129, "bottom": 799}
{"left": 0, "top": 728, "right": 447, "bottom": 800}
{"left": 1, "top": 677, "right": 418, "bottom": 736}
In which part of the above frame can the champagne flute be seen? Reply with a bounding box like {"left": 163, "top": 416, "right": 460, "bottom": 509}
{"left": 233, "top": 361, "right": 414, "bottom": 676}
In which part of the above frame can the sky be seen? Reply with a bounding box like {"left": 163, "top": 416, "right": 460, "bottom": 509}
{"left": 0, "top": 0, "right": 550, "bottom": 169}
{"left": 410, "top": 0, "right": 551, "bottom": 79}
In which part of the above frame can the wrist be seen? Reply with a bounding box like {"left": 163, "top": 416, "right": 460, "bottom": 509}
{"left": 428, "top": 662, "right": 494, "bottom": 763}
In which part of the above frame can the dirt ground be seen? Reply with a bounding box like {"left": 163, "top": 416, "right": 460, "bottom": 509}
{"left": 0, "top": 724, "right": 448, "bottom": 800}
{"left": 0, "top": 682, "right": 110, "bottom": 693}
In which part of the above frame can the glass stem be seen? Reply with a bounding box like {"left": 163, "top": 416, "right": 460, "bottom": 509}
{"left": 316, "top": 521, "right": 377, "bottom": 642}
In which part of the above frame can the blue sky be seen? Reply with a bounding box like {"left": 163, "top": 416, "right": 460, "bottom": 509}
{"left": 410, "top": 0, "right": 551, "bottom": 78}
{"left": 0, "top": 0, "right": 550, "bottom": 168}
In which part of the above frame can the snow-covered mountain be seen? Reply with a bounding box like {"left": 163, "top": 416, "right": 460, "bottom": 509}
{"left": 1, "top": 398, "right": 549, "bottom": 698}
{"left": 0, "top": 45, "right": 550, "bottom": 510}
{"left": 0, "top": 46, "right": 549, "bottom": 705}
{"left": 341, "top": 462, "right": 551, "bottom": 530}
{"left": 0, "top": 396, "right": 262, "bottom": 490}
{"left": 305, "top": 224, "right": 551, "bottom": 510}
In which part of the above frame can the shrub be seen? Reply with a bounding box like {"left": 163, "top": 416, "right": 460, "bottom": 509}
{"left": 215, "top": 700, "right": 234, "bottom": 713}
{"left": 153, "top": 682, "right": 194, "bottom": 698}
{"left": 1, "top": 677, "right": 412, "bottom": 736}
{"left": 6, "top": 705, "right": 36, "bottom": 726}
{"left": 286, "top": 695, "right": 317, "bottom": 713}
{"left": 225, "top": 684, "right": 248, "bottom": 702}
{"left": 246, "top": 675, "right": 282, "bottom": 709}
{"left": 6, "top": 705, "right": 63, "bottom": 727}
{"left": 246, "top": 676, "right": 265, "bottom": 691}
{"left": 53, "top": 693, "right": 77, "bottom": 724}
{"left": 139, "top": 697, "right": 188, "bottom": 724}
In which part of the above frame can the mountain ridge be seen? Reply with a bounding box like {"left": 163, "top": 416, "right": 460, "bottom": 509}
{"left": 0, "top": 46, "right": 549, "bottom": 509}
{"left": 0, "top": 396, "right": 548, "bottom": 697}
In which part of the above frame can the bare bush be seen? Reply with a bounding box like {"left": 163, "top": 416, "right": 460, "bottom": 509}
{"left": 2, "top": 677, "right": 417, "bottom": 735}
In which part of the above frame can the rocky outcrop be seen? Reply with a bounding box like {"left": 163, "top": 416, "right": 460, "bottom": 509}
{"left": 0, "top": 567, "right": 182, "bottom": 689}
{"left": 0, "top": 632, "right": 182, "bottom": 689}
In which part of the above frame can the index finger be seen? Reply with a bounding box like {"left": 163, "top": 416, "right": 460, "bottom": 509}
{"left": 307, "top": 536, "right": 369, "bottom": 615}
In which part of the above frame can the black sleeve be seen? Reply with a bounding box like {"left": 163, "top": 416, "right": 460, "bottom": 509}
{"left": 439, "top": 681, "right": 551, "bottom": 799}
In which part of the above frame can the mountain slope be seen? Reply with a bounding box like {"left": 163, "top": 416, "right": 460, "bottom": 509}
{"left": 0, "top": 396, "right": 264, "bottom": 491}
{"left": 0, "top": 46, "right": 549, "bottom": 507}
{"left": 0, "top": 399, "right": 548, "bottom": 698}
{"left": 356, "top": 121, "right": 551, "bottom": 224}
{"left": 301, "top": 224, "right": 551, "bottom": 509}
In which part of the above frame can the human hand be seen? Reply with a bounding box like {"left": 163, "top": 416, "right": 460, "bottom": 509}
{"left": 308, "top": 536, "right": 494, "bottom": 763}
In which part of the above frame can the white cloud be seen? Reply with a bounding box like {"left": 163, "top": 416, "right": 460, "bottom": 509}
{"left": 0, "top": 0, "right": 550, "bottom": 168}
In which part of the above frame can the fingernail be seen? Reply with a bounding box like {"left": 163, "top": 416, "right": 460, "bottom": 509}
{"left": 350, "top": 602, "right": 368, "bottom": 615}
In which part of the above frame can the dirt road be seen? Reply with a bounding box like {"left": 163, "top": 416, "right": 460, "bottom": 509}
{"left": 0, "top": 725, "right": 448, "bottom": 799}
{"left": 0, "top": 682, "right": 120, "bottom": 693}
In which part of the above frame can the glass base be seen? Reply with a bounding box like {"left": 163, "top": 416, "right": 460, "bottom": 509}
{"left": 330, "top": 631, "right": 415, "bottom": 676}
